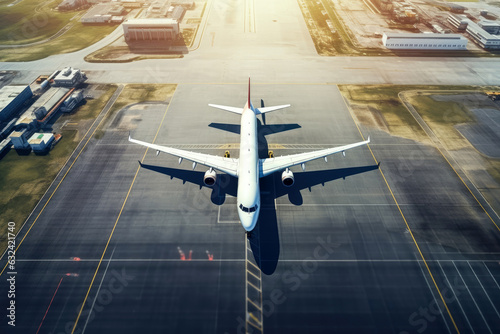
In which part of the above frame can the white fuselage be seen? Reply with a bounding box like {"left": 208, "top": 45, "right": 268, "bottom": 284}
{"left": 237, "top": 103, "right": 260, "bottom": 231}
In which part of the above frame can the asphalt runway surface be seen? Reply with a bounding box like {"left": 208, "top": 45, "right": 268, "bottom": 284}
{"left": 456, "top": 107, "right": 500, "bottom": 158}
{"left": 1, "top": 84, "right": 500, "bottom": 333}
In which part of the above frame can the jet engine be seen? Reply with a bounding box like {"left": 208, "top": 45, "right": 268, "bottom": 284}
{"left": 281, "top": 169, "right": 294, "bottom": 187}
{"left": 203, "top": 168, "right": 217, "bottom": 187}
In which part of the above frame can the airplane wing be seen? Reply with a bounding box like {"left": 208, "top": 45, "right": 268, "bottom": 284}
{"left": 259, "top": 137, "right": 370, "bottom": 177}
{"left": 208, "top": 104, "right": 243, "bottom": 115}
{"left": 129, "top": 135, "right": 239, "bottom": 177}
{"left": 256, "top": 104, "right": 291, "bottom": 114}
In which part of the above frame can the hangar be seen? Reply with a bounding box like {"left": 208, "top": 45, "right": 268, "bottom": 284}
{"left": 0, "top": 86, "right": 33, "bottom": 122}
{"left": 123, "top": 18, "right": 180, "bottom": 42}
{"left": 382, "top": 32, "right": 468, "bottom": 50}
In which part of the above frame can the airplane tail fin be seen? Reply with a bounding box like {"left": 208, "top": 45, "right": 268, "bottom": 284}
{"left": 208, "top": 78, "right": 290, "bottom": 114}
{"left": 248, "top": 77, "right": 251, "bottom": 109}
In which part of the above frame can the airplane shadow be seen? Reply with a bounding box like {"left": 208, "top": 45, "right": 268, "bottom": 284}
{"left": 138, "top": 162, "right": 237, "bottom": 204}
{"left": 248, "top": 164, "right": 379, "bottom": 275}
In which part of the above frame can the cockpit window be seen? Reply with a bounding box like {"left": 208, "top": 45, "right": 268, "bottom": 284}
{"left": 239, "top": 203, "right": 258, "bottom": 213}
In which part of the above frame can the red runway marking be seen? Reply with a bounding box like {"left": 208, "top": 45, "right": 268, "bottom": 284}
{"left": 178, "top": 246, "right": 185, "bottom": 260}
{"left": 36, "top": 276, "right": 64, "bottom": 334}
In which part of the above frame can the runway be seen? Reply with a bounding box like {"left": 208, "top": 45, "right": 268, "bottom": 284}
{"left": 1, "top": 84, "right": 499, "bottom": 333}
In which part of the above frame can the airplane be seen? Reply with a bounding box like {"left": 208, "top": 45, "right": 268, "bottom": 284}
{"left": 129, "top": 79, "right": 370, "bottom": 232}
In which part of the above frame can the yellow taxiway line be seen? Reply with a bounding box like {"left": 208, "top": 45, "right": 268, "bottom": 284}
{"left": 71, "top": 86, "right": 178, "bottom": 333}
{"left": 342, "top": 88, "right": 461, "bottom": 333}
{"left": 0, "top": 85, "right": 124, "bottom": 278}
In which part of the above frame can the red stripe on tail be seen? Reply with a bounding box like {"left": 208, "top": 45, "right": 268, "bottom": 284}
{"left": 248, "top": 77, "right": 251, "bottom": 108}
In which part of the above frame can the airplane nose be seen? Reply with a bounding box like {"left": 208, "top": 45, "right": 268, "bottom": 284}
{"left": 239, "top": 212, "right": 257, "bottom": 232}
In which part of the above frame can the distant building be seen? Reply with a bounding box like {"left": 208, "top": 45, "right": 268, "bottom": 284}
{"left": 447, "top": 14, "right": 469, "bottom": 31}
{"left": 392, "top": 1, "right": 418, "bottom": 23}
{"left": 171, "top": 0, "right": 194, "bottom": 9}
{"left": 167, "top": 6, "right": 186, "bottom": 22}
{"left": 147, "top": 1, "right": 170, "bottom": 17}
{"left": 16, "top": 87, "right": 70, "bottom": 128}
{"left": 371, "top": 0, "right": 393, "bottom": 12}
{"left": 81, "top": 3, "right": 115, "bottom": 24}
{"left": 478, "top": 19, "right": 500, "bottom": 35}
{"left": 120, "top": 0, "right": 143, "bottom": 8}
{"left": 108, "top": 5, "right": 125, "bottom": 16}
{"left": 447, "top": 14, "right": 500, "bottom": 49}
{"left": 10, "top": 129, "right": 31, "bottom": 150}
{"left": 58, "top": 0, "right": 86, "bottom": 11}
{"left": 61, "top": 90, "right": 84, "bottom": 112}
{"left": 382, "top": 33, "right": 468, "bottom": 50}
{"left": 0, "top": 86, "right": 33, "bottom": 122}
{"left": 466, "top": 20, "right": 500, "bottom": 49}
{"left": 111, "top": 16, "right": 125, "bottom": 23}
{"left": 480, "top": 10, "right": 498, "bottom": 21}
{"left": 82, "top": 13, "right": 112, "bottom": 24}
{"left": 123, "top": 19, "right": 180, "bottom": 42}
{"left": 447, "top": 3, "right": 466, "bottom": 14}
{"left": 53, "top": 67, "right": 85, "bottom": 87}
{"left": 28, "top": 133, "right": 55, "bottom": 153}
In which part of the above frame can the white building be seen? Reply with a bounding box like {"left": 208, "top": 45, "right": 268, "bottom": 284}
{"left": 120, "top": 0, "right": 143, "bottom": 8}
{"left": 81, "top": 14, "right": 112, "bottom": 24}
{"left": 81, "top": 3, "right": 114, "bottom": 24}
{"left": 447, "top": 14, "right": 469, "bottom": 31}
{"left": 53, "top": 67, "right": 85, "bottom": 87}
{"left": 61, "top": 90, "right": 84, "bottom": 112}
{"left": 123, "top": 19, "right": 179, "bottom": 41}
{"left": 10, "top": 130, "right": 31, "bottom": 150}
{"left": 382, "top": 33, "right": 468, "bottom": 50}
{"left": 0, "top": 85, "right": 33, "bottom": 122}
{"left": 478, "top": 19, "right": 500, "bottom": 35}
{"left": 28, "top": 133, "right": 55, "bottom": 153}
{"left": 58, "top": 0, "right": 85, "bottom": 11}
{"left": 466, "top": 20, "right": 500, "bottom": 49}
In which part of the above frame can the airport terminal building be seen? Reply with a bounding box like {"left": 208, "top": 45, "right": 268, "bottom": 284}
{"left": 448, "top": 14, "right": 500, "bottom": 50}
{"left": 382, "top": 32, "right": 468, "bottom": 50}
{"left": 0, "top": 86, "right": 33, "bottom": 122}
{"left": 123, "top": 19, "right": 180, "bottom": 42}
{"left": 466, "top": 20, "right": 500, "bottom": 50}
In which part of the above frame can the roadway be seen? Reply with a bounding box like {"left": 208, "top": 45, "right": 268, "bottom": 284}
{"left": 0, "top": 0, "right": 498, "bottom": 86}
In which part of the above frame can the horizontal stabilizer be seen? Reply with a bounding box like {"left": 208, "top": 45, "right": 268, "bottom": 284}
{"left": 256, "top": 104, "right": 291, "bottom": 114}
{"left": 208, "top": 104, "right": 243, "bottom": 114}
